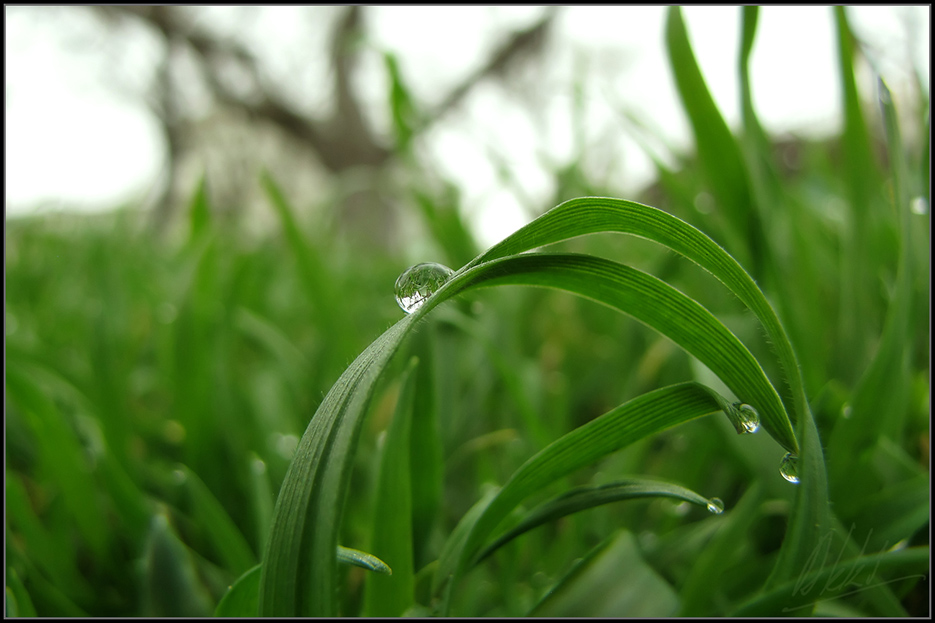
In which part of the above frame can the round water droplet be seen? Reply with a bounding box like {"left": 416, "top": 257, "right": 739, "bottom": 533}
{"left": 779, "top": 452, "right": 800, "bottom": 484}
{"left": 394, "top": 262, "right": 455, "bottom": 313}
{"left": 737, "top": 403, "right": 760, "bottom": 434}
{"left": 706, "top": 497, "right": 725, "bottom": 514}
{"left": 727, "top": 402, "right": 760, "bottom": 434}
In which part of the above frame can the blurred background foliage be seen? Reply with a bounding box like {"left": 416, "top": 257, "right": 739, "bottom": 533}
{"left": 5, "top": 6, "right": 930, "bottom": 617}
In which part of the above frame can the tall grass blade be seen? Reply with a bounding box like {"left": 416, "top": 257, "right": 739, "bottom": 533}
{"left": 362, "top": 358, "right": 418, "bottom": 616}
{"left": 665, "top": 6, "right": 761, "bottom": 274}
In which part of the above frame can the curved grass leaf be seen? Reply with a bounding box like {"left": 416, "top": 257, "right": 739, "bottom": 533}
{"left": 259, "top": 196, "right": 802, "bottom": 616}
{"left": 467, "top": 197, "right": 803, "bottom": 443}
{"left": 433, "top": 381, "right": 736, "bottom": 610}
{"left": 476, "top": 478, "right": 716, "bottom": 564}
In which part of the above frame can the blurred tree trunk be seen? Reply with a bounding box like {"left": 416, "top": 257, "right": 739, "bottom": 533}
{"left": 92, "top": 6, "right": 558, "bottom": 248}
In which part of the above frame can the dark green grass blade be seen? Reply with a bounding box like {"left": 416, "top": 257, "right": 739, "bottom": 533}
{"left": 362, "top": 358, "right": 418, "bottom": 617}
{"left": 665, "top": 6, "right": 761, "bottom": 274}
{"left": 214, "top": 564, "right": 261, "bottom": 617}
{"left": 476, "top": 479, "right": 716, "bottom": 563}
{"left": 733, "top": 547, "right": 928, "bottom": 617}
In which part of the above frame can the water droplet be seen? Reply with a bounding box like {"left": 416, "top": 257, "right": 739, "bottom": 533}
{"left": 910, "top": 196, "right": 929, "bottom": 215}
{"left": 706, "top": 497, "right": 725, "bottom": 514}
{"left": 779, "top": 452, "right": 800, "bottom": 484}
{"left": 727, "top": 402, "right": 760, "bottom": 434}
{"left": 394, "top": 262, "right": 455, "bottom": 313}
{"left": 841, "top": 403, "right": 853, "bottom": 420}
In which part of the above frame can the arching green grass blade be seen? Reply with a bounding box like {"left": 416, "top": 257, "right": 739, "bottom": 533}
{"left": 476, "top": 478, "right": 716, "bottom": 564}
{"left": 259, "top": 195, "right": 803, "bottom": 616}
{"left": 432, "top": 382, "right": 735, "bottom": 611}
{"left": 337, "top": 547, "right": 392, "bottom": 575}
{"left": 468, "top": 196, "right": 803, "bottom": 442}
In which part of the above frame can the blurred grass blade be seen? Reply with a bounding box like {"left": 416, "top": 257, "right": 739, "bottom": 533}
{"left": 5, "top": 568, "right": 38, "bottom": 618}
{"left": 177, "top": 465, "right": 257, "bottom": 576}
{"left": 408, "top": 328, "right": 444, "bottom": 570}
{"left": 214, "top": 564, "right": 261, "bottom": 618}
{"left": 734, "top": 547, "right": 928, "bottom": 617}
{"left": 530, "top": 530, "right": 679, "bottom": 617}
{"left": 337, "top": 547, "right": 392, "bottom": 575}
{"left": 833, "top": 6, "right": 882, "bottom": 382}
{"left": 679, "top": 483, "right": 762, "bottom": 615}
{"left": 5, "top": 367, "right": 108, "bottom": 561}
{"left": 477, "top": 478, "right": 715, "bottom": 563}
{"left": 434, "top": 382, "right": 735, "bottom": 610}
{"left": 142, "top": 509, "right": 214, "bottom": 618}
{"left": 248, "top": 455, "right": 274, "bottom": 559}
{"left": 827, "top": 77, "right": 914, "bottom": 490}
{"left": 187, "top": 174, "right": 211, "bottom": 244}
{"left": 362, "top": 358, "right": 418, "bottom": 616}
{"left": 665, "top": 6, "right": 761, "bottom": 274}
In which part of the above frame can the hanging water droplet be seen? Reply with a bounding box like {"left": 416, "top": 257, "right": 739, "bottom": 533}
{"left": 394, "top": 262, "right": 455, "bottom": 313}
{"left": 727, "top": 402, "right": 760, "bottom": 434}
{"left": 779, "top": 452, "right": 800, "bottom": 484}
{"left": 706, "top": 497, "right": 725, "bottom": 514}
{"left": 910, "top": 196, "right": 928, "bottom": 215}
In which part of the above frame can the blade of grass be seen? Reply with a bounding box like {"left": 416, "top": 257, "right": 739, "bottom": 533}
{"left": 362, "top": 358, "right": 418, "bottom": 617}
{"left": 665, "top": 6, "right": 762, "bottom": 275}
{"left": 260, "top": 195, "right": 803, "bottom": 615}
{"left": 476, "top": 478, "right": 717, "bottom": 564}
{"left": 433, "top": 381, "right": 736, "bottom": 611}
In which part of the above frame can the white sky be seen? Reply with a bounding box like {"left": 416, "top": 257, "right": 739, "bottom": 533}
{"left": 4, "top": 6, "right": 930, "bottom": 246}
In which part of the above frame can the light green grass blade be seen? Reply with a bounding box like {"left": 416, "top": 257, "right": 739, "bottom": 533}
{"left": 476, "top": 478, "right": 716, "bottom": 564}
{"left": 6, "top": 564, "right": 38, "bottom": 618}
{"left": 213, "top": 564, "right": 261, "bottom": 617}
{"left": 733, "top": 546, "right": 928, "bottom": 617}
{"left": 336, "top": 546, "right": 393, "bottom": 575}
{"left": 362, "top": 358, "right": 418, "bottom": 617}
{"left": 665, "top": 6, "right": 760, "bottom": 274}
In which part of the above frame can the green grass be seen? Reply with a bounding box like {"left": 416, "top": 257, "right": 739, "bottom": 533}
{"left": 5, "top": 6, "right": 929, "bottom": 617}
